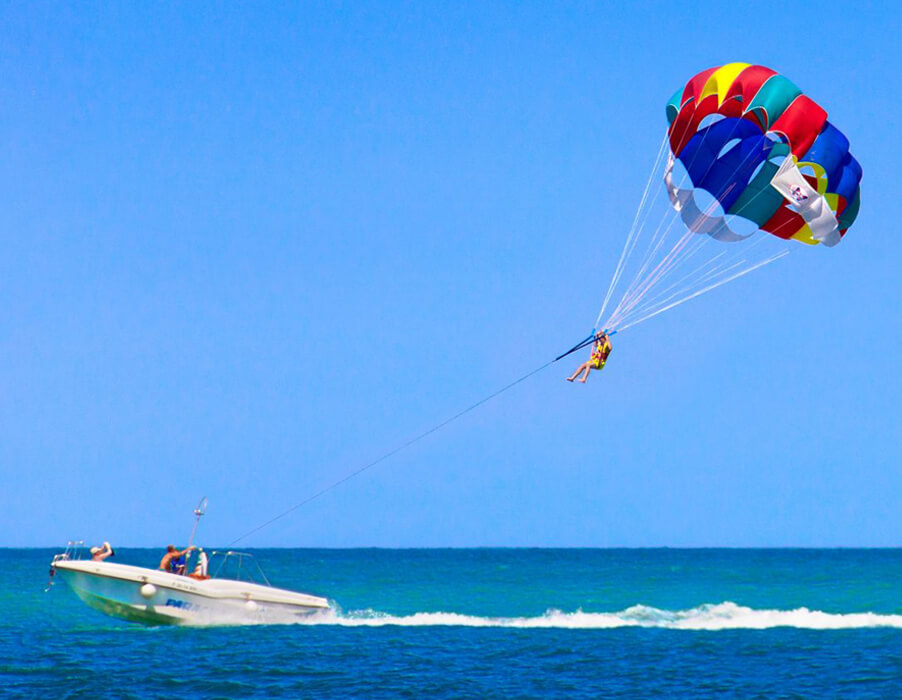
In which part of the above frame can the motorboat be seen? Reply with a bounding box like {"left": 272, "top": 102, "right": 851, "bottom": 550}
{"left": 48, "top": 500, "right": 330, "bottom": 626}
{"left": 49, "top": 548, "right": 330, "bottom": 626}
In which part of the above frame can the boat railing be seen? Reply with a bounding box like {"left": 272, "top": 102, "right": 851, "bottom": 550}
{"left": 208, "top": 550, "right": 272, "bottom": 587}
{"left": 46, "top": 540, "right": 85, "bottom": 591}
{"left": 52, "top": 540, "right": 86, "bottom": 563}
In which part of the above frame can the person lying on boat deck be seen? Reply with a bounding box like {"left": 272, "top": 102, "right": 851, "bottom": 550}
{"left": 567, "top": 331, "right": 612, "bottom": 384}
{"left": 90, "top": 542, "right": 114, "bottom": 562}
{"left": 159, "top": 544, "right": 195, "bottom": 574}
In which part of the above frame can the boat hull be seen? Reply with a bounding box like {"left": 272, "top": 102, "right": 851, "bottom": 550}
{"left": 53, "top": 560, "right": 330, "bottom": 626}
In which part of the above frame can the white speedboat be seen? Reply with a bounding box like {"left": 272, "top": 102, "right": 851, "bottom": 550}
{"left": 48, "top": 501, "right": 330, "bottom": 626}
{"left": 50, "top": 551, "right": 329, "bottom": 626}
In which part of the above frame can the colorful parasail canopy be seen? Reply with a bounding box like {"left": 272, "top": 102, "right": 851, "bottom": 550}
{"left": 664, "top": 63, "right": 861, "bottom": 246}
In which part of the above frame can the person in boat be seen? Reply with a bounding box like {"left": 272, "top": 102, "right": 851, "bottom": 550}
{"left": 172, "top": 550, "right": 189, "bottom": 575}
{"left": 188, "top": 548, "right": 210, "bottom": 580}
{"left": 567, "top": 331, "right": 612, "bottom": 383}
{"left": 90, "top": 542, "right": 114, "bottom": 562}
{"left": 159, "top": 544, "right": 195, "bottom": 574}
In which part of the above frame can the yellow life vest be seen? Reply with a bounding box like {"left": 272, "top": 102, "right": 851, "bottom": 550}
{"left": 591, "top": 339, "right": 611, "bottom": 368}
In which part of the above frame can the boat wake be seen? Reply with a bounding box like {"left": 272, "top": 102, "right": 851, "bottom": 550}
{"left": 290, "top": 602, "right": 902, "bottom": 630}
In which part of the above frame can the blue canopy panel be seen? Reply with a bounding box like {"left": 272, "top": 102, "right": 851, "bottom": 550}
{"left": 832, "top": 153, "right": 863, "bottom": 206}
{"left": 677, "top": 117, "right": 774, "bottom": 214}
{"left": 838, "top": 188, "right": 861, "bottom": 230}
{"left": 801, "top": 121, "right": 849, "bottom": 187}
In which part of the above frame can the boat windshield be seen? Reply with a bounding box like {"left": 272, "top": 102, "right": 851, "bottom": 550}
{"left": 208, "top": 551, "right": 271, "bottom": 587}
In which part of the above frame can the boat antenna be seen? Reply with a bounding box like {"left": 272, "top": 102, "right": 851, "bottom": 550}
{"left": 187, "top": 497, "right": 208, "bottom": 550}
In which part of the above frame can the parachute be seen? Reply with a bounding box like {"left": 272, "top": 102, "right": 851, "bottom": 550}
{"left": 666, "top": 63, "right": 861, "bottom": 246}
{"left": 232, "top": 66, "right": 863, "bottom": 544}
{"left": 596, "top": 63, "right": 862, "bottom": 333}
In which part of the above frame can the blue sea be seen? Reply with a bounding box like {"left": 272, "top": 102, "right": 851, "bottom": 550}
{"left": 4, "top": 548, "right": 902, "bottom": 698}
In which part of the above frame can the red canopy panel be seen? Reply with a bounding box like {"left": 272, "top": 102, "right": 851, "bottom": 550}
{"left": 771, "top": 96, "right": 828, "bottom": 158}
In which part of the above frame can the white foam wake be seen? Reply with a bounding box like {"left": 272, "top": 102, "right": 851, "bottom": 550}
{"left": 295, "top": 602, "right": 902, "bottom": 630}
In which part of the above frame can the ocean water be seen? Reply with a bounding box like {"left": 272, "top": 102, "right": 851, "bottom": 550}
{"left": 4, "top": 548, "right": 902, "bottom": 698}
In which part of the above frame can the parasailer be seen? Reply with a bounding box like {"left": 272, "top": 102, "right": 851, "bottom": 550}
{"left": 566, "top": 330, "right": 612, "bottom": 383}
{"left": 221, "top": 64, "right": 864, "bottom": 547}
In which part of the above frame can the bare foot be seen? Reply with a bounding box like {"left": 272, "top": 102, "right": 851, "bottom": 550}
{"left": 566, "top": 377, "right": 574, "bottom": 382}
{"left": 578, "top": 378, "right": 587, "bottom": 383}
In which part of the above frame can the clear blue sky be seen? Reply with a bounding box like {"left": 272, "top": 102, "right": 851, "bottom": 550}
{"left": 1, "top": 1, "right": 898, "bottom": 547}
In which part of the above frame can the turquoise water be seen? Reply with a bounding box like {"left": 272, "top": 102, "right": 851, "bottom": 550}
{"left": 5, "top": 548, "right": 902, "bottom": 697}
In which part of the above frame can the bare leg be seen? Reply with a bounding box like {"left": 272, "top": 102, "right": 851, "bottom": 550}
{"left": 578, "top": 365, "right": 592, "bottom": 382}
{"left": 568, "top": 362, "right": 589, "bottom": 382}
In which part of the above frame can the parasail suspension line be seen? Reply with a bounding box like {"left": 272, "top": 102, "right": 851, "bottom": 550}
{"left": 230, "top": 335, "right": 602, "bottom": 546}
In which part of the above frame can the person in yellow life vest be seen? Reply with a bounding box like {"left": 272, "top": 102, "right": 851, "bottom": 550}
{"left": 567, "top": 331, "right": 611, "bottom": 383}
